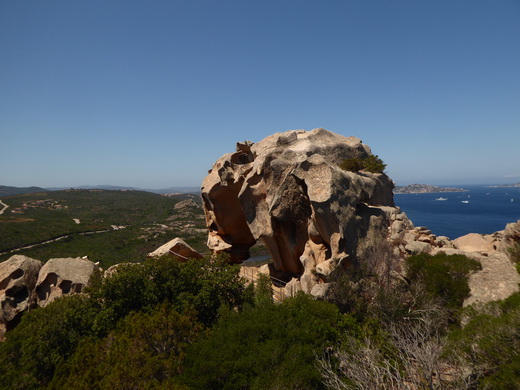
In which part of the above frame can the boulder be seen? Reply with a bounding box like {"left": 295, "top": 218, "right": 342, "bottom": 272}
{"left": 453, "top": 232, "right": 500, "bottom": 253}
{"left": 35, "top": 257, "right": 98, "bottom": 307}
{"left": 148, "top": 237, "right": 203, "bottom": 261}
{"left": 0, "top": 255, "right": 42, "bottom": 341}
{"left": 463, "top": 251, "right": 520, "bottom": 306}
{"left": 202, "top": 128, "right": 401, "bottom": 292}
{"left": 404, "top": 241, "right": 431, "bottom": 255}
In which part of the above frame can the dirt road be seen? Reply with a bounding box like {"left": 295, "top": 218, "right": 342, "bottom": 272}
{"left": 0, "top": 200, "right": 8, "bottom": 215}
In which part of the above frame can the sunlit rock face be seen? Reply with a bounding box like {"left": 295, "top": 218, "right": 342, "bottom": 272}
{"left": 35, "top": 257, "right": 97, "bottom": 307}
{"left": 0, "top": 255, "right": 42, "bottom": 341}
{"left": 201, "top": 128, "right": 400, "bottom": 292}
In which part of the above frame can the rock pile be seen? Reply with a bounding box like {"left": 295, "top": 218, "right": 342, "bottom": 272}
{"left": 0, "top": 255, "right": 98, "bottom": 341}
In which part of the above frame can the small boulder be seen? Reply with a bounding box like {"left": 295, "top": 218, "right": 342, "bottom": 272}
{"left": 148, "top": 237, "right": 203, "bottom": 261}
{"left": 0, "top": 255, "right": 43, "bottom": 340}
{"left": 453, "top": 233, "right": 499, "bottom": 253}
{"left": 404, "top": 241, "right": 431, "bottom": 255}
{"left": 35, "top": 257, "right": 97, "bottom": 307}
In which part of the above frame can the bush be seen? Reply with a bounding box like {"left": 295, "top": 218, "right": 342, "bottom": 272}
{"left": 0, "top": 295, "right": 99, "bottom": 389}
{"left": 446, "top": 292, "right": 520, "bottom": 388}
{"left": 405, "top": 253, "right": 481, "bottom": 310}
{"left": 339, "top": 158, "right": 364, "bottom": 172}
{"left": 340, "top": 155, "right": 386, "bottom": 174}
{"left": 182, "top": 293, "right": 343, "bottom": 390}
{"left": 50, "top": 303, "right": 200, "bottom": 389}
{"left": 89, "top": 254, "right": 253, "bottom": 332}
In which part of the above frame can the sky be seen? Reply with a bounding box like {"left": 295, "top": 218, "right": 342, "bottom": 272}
{"left": 1, "top": 0, "right": 519, "bottom": 189}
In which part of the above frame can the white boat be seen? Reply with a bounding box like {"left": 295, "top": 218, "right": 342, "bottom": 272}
{"left": 435, "top": 197, "right": 448, "bottom": 201}
{"left": 461, "top": 200, "right": 469, "bottom": 204}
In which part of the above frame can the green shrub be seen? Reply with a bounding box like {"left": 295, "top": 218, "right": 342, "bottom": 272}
{"left": 50, "top": 303, "right": 200, "bottom": 389}
{"left": 339, "top": 155, "right": 386, "bottom": 173}
{"left": 363, "top": 155, "right": 387, "bottom": 173}
{"left": 446, "top": 292, "right": 520, "bottom": 388}
{"left": 406, "top": 253, "right": 481, "bottom": 310}
{"left": 339, "top": 158, "right": 364, "bottom": 172}
{"left": 0, "top": 295, "right": 99, "bottom": 390}
{"left": 182, "top": 293, "right": 343, "bottom": 390}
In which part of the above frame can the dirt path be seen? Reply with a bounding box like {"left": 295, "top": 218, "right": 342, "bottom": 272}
{"left": 0, "top": 200, "right": 8, "bottom": 215}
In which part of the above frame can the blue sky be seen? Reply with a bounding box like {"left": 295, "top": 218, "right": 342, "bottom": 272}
{"left": 1, "top": 0, "right": 519, "bottom": 188}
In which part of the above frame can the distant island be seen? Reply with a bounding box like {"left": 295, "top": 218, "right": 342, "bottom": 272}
{"left": 394, "top": 184, "right": 467, "bottom": 194}
{"left": 487, "top": 183, "right": 520, "bottom": 188}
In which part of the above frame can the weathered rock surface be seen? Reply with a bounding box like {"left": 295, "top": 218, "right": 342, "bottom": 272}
{"left": 148, "top": 237, "right": 203, "bottom": 261}
{"left": 35, "top": 257, "right": 97, "bottom": 307}
{"left": 450, "top": 221, "right": 520, "bottom": 306}
{"left": 202, "top": 128, "right": 403, "bottom": 292}
{"left": 0, "top": 255, "right": 42, "bottom": 341}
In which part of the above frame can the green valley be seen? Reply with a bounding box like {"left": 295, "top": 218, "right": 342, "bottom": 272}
{"left": 0, "top": 189, "right": 207, "bottom": 267}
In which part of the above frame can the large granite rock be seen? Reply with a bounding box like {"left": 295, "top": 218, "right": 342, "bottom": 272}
{"left": 202, "top": 128, "right": 402, "bottom": 292}
{"left": 0, "top": 255, "right": 42, "bottom": 341}
{"left": 148, "top": 237, "right": 203, "bottom": 261}
{"left": 35, "top": 257, "right": 98, "bottom": 307}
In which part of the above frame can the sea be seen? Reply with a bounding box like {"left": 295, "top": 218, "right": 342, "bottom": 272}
{"left": 394, "top": 185, "right": 520, "bottom": 239}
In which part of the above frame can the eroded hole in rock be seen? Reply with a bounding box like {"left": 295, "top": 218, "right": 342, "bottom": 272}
{"left": 5, "top": 286, "right": 29, "bottom": 306}
{"left": 5, "top": 312, "right": 24, "bottom": 332}
{"left": 37, "top": 273, "right": 59, "bottom": 301}
{"left": 73, "top": 283, "right": 83, "bottom": 293}
{"left": 10, "top": 269, "right": 24, "bottom": 280}
{"left": 59, "top": 280, "right": 72, "bottom": 294}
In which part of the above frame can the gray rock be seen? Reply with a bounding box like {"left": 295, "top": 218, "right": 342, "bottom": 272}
{"left": 310, "top": 283, "right": 332, "bottom": 300}
{"left": 148, "top": 237, "right": 203, "bottom": 261}
{"left": 35, "top": 257, "right": 97, "bottom": 307}
{"left": 404, "top": 241, "right": 431, "bottom": 255}
{"left": 0, "top": 255, "right": 42, "bottom": 341}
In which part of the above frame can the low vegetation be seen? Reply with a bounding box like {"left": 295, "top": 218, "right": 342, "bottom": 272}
{"left": 0, "top": 190, "right": 207, "bottom": 267}
{"left": 1, "top": 247, "right": 518, "bottom": 389}
{"left": 340, "top": 155, "right": 386, "bottom": 173}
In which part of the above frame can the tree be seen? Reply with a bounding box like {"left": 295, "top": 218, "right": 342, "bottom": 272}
{"left": 183, "top": 293, "right": 343, "bottom": 390}
{"left": 49, "top": 303, "right": 200, "bottom": 389}
{"left": 0, "top": 295, "right": 99, "bottom": 390}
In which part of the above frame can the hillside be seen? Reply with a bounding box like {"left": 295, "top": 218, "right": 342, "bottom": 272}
{"left": 0, "top": 185, "right": 49, "bottom": 197}
{"left": 394, "top": 183, "right": 467, "bottom": 194}
{"left": 0, "top": 189, "right": 207, "bottom": 267}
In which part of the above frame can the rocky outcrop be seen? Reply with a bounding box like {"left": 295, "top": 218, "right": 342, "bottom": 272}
{"left": 148, "top": 237, "right": 203, "bottom": 261}
{"left": 202, "top": 128, "right": 403, "bottom": 292}
{"left": 1, "top": 255, "right": 98, "bottom": 340}
{"left": 446, "top": 223, "right": 520, "bottom": 306}
{"left": 0, "top": 255, "right": 42, "bottom": 341}
{"left": 35, "top": 257, "right": 98, "bottom": 307}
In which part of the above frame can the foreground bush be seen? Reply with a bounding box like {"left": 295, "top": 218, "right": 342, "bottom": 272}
{"left": 406, "top": 252, "right": 481, "bottom": 311}
{"left": 182, "top": 293, "right": 345, "bottom": 390}
{"left": 50, "top": 303, "right": 200, "bottom": 389}
{"left": 446, "top": 292, "right": 520, "bottom": 388}
{"left": 0, "top": 255, "right": 252, "bottom": 388}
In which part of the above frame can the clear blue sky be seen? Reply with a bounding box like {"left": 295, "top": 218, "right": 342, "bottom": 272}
{"left": 1, "top": 0, "right": 519, "bottom": 188}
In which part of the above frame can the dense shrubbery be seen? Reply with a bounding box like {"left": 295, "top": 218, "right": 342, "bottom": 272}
{"left": 406, "top": 252, "right": 482, "bottom": 310}
{"left": 1, "top": 247, "right": 519, "bottom": 388}
{"left": 340, "top": 155, "right": 386, "bottom": 173}
{"left": 0, "top": 255, "right": 252, "bottom": 389}
{"left": 183, "top": 293, "right": 345, "bottom": 390}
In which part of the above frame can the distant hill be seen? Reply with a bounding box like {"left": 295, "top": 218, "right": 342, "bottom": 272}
{"left": 487, "top": 183, "right": 520, "bottom": 188}
{"left": 394, "top": 184, "right": 467, "bottom": 194}
{"left": 46, "top": 185, "right": 200, "bottom": 194}
{"left": 0, "top": 185, "right": 49, "bottom": 197}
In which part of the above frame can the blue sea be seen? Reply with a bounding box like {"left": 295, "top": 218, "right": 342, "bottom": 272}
{"left": 394, "top": 185, "right": 520, "bottom": 239}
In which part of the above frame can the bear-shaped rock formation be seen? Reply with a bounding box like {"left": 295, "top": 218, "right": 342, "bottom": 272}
{"left": 202, "top": 128, "right": 404, "bottom": 292}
